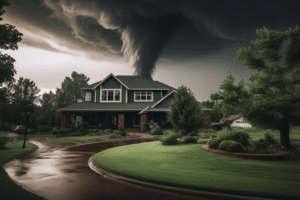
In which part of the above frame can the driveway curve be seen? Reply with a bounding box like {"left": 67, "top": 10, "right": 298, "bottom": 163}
{"left": 3, "top": 138, "right": 213, "bottom": 200}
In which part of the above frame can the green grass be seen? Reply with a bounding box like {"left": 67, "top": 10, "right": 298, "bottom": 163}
{"left": 0, "top": 141, "right": 44, "bottom": 200}
{"left": 94, "top": 141, "right": 300, "bottom": 199}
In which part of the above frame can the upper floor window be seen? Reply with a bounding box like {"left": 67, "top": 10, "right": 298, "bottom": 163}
{"left": 101, "top": 89, "right": 121, "bottom": 102}
{"left": 85, "top": 91, "right": 91, "bottom": 101}
{"left": 134, "top": 91, "right": 153, "bottom": 102}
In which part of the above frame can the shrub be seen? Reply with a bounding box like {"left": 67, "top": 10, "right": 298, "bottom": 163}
{"left": 70, "top": 132, "right": 81, "bottom": 136}
{"left": 78, "top": 127, "right": 88, "bottom": 135}
{"left": 86, "top": 129, "right": 98, "bottom": 133}
{"left": 218, "top": 140, "right": 244, "bottom": 152}
{"left": 56, "top": 134, "right": 68, "bottom": 137}
{"left": 97, "top": 130, "right": 104, "bottom": 135}
{"left": 207, "top": 138, "right": 221, "bottom": 149}
{"left": 160, "top": 133, "right": 179, "bottom": 145}
{"left": 217, "top": 129, "right": 250, "bottom": 146}
{"left": 81, "top": 122, "right": 89, "bottom": 129}
{"left": 143, "top": 124, "right": 150, "bottom": 131}
{"left": 87, "top": 133, "right": 96, "bottom": 136}
{"left": 141, "top": 128, "right": 148, "bottom": 133}
{"left": 197, "top": 139, "right": 210, "bottom": 144}
{"left": 0, "top": 135, "right": 9, "bottom": 149}
{"left": 108, "top": 133, "right": 123, "bottom": 139}
{"left": 0, "top": 123, "right": 9, "bottom": 131}
{"left": 119, "top": 127, "right": 126, "bottom": 132}
{"left": 104, "top": 129, "right": 113, "bottom": 133}
{"left": 31, "top": 129, "right": 37, "bottom": 134}
{"left": 37, "top": 125, "right": 52, "bottom": 133}
{"left": 263, "top": 131, "right": 278, "bottom": 145}
{"left": 181, "top": 136, "right": 198, "bottom": 144}
{"left": 117, "top": 131, "right": 126, "bottom": 137}
{"left": 61, "top": 129, "right": 71, "bottom": 134}
{"left": 51, "top": 129, "right": 61, "bottom": 135}
{"left": 249, "top": 139, "right": 268, "bottom": 153}
{"left": 70, "top": 124, "right": 77, "bottom": 133}
{"left": 150, "top": 126, "right": 163, "bottom": 135}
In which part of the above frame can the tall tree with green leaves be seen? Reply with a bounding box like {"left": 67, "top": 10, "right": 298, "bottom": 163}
{"left": 0, "top": 0, "right": 23, "bottom": 102}
{"left": 167, "top": 85, "right": 207, "bottom": 135}
{"left": 211, "top": 26, "right": 300, "bottom": 149}
{"left": 56, "top": 71, "right": 90, "bottom": 108}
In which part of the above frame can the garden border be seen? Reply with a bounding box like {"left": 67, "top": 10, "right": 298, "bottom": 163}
{"left": 202, "top": 144, "right": 289, "bottom": 161}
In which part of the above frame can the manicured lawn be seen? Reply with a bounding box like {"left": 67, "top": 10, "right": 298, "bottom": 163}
{"left": 93, "top": 141, "right": 300, "bottom": 199}
{"left": 0, "top": 141, "right": 44, "bottom": 200}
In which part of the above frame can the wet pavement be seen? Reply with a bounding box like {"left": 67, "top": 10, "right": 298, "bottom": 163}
{"left": 3, "top": 139, "right": 214, "bottom": 200}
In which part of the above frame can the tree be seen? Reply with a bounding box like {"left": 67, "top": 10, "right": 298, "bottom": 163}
{"left": 167, "top": 85, "right": 207, "bottom": 136}
{"left": 0, "top": 0, "right": 23, "bottom": 102}
{"left": 56, "top": 71, "right": 90, "bottom": 108}
{"left": 211, "top": 26, "right": 300, "bottom": 150}
{"left": 201, "top": 99, "right": 237, "bottom": 122}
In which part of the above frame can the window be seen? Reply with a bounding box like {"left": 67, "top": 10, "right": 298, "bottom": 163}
{"left": 101, "top": 89, "right": 121, "bottom": 102}
{"left": 134, "top": 91, "right": 153, "bottom": 102}
{"left": 85, "top": 91, "right": 91, "bottom": 101}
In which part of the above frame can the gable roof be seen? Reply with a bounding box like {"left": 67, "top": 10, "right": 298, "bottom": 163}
{"left": 219, "top": 115, "right": 241, "bottom": 122}
{"left": 83, "top": 73, "right": 174, "bottom": 91}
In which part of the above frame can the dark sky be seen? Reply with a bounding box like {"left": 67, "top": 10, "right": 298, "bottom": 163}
{"left": 2, "top": 0, "right": 300, "bottom": 101}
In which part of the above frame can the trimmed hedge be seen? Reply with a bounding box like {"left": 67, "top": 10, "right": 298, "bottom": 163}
{"left": 104, "top": 129, "right": 113, "bottom": 133}
{"left": 217, "top": 130, "right": 250, "bottom": 146}
{"left": 207, "top": 138, "right": 221, "bottom": 149}
{"left": 87, "top": 129, "right": 98, "bottom": 133}
{"left": 117, "top": 131, "right": 126, "bottom": 137}
{"left": 160, "top": 133, "right": 179, "bottom": 145}
{"left": 218, "top": 140, "right": 244, "bottom": 152}
{"left": 119, "top": 127, "right": 126, "bottom": 131}
{"left": 52, "top": 129, "right": 71, "bottom": 135}
{"left": 150, "top": 126, "right": 163, "bottom": 135}
{"left": 108, "top": 133, "right": 123, "bottom": 139}
{"left": 181, "top": 136, "right": 198, "bottom": 144}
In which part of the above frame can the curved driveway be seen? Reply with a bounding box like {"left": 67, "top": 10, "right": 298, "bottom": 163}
{"left": 3, "top": 138, "right": 215, "bottom": 200}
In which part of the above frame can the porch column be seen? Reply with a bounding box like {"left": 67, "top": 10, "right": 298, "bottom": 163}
{"left": 140, "top": 113, "right": 147, "bottom": 131}
{"left": 118, "top": 113, "right": 124, "bottom": 129}
{"left": 61, "top": 113, "right": 70, "bottom": 129}
{"left": 204, "top": 112, "right": 211, "bottom": 129}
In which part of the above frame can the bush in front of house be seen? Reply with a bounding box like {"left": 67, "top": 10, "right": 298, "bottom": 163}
{"left": 143, "top": 124, "right": 150, "bottom": 131}
{"left": 160, "top": 132, "right": 179, "bottom": 145}
{"left": 51, "top": 129, "right": 60, "bottom": 135}
{"left": 181, "top": 136, "right": 198, "bottom": 144}
{"left": 217, "top": 128, "right": 250, "bottom": 146}
{"left": 70, "top": 124, "right": 77, "bottom": 133}
{"left": 70, "top": 132, "right": 81, "bottom": 136}
{"left": 87, "top": 129, "right": 98, "bottom": 133}
{"left": 108, "top": 133, "right": 123, "bottom": 139}
{"left": 150, "top": 126, "right": 163, "bottom": 135}
{"left": 207, "top": 138, "right": 221, "bottom": 149}
{"left": 119, "top": 127, "right": 126, "bottom": 132}
{"left": 0, "top": 135, "right": 9, "bottom": 149}
{"left": 97, "top": 130, "right": 104, "bottom": 135}
{"left": 117, "top": 131, "right": 126, "bottom": 137}
{"left": 104, "top": 129, "right": 113, "bottom": 133}
{"left": 218, "top": 140, "right": 244, "bottom": 153}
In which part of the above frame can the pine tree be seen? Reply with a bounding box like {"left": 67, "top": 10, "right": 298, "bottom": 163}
{"left": 167, "top": 85, "right": 207, "bottom": 136}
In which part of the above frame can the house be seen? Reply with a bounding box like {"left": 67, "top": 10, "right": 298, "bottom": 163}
{"left": 220, "top": 114, "right": 252, "bottom": 128}
{"left": 58, "top": 73, "right": 213, "bottom": 132}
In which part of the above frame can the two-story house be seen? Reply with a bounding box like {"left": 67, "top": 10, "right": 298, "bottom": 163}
{"left": 58, "top": 73, "right": 213, "bottom": 132}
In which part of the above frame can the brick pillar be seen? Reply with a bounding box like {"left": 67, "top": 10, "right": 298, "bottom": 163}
{"left": 61, "top": 113, "right": 70, "bottom": 129}
{"left": 61, "top": 113, "right": 66, "bottom": 129}
{"left": 140, "top": 114, "right": 147, "bottom": 131}
{"left": 118, "top": 113, "right": 124, "bottom": 129}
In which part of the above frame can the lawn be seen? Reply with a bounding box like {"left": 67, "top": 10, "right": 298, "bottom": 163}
{"left": 93, "top": 141, "right": 300, "bottom": 200}
{"left": 0, "top": 141, "right": 44, "bottom": 200}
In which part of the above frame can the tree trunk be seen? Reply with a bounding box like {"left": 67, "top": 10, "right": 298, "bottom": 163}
{"left": 278, "top": 122, "right": 294, "bottom": 150}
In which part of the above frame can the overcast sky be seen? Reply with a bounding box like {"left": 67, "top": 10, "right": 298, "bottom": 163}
{"left": 2, "top": 0, "right": 300, "bottom": 102}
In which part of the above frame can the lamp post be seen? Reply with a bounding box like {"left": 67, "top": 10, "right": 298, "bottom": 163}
{"left": 22, "top": 110, "right": 31, "bottom": 149}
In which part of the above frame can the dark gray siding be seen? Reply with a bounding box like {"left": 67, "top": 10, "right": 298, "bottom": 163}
{"left": 102, "top": 76, "right": 121, "bottom": 89}
{"left": 122, "top": 85, "right": 126, "bottom": 103}
{"left": 155, "top": 94, "right": 174, "bottom": 108}
{"left": 153, "top": 91, "right": 161, "bottom": 102}
{"left": 96, "top": 86, "right": 100, "bottom": 102}
{"left": 128, "top": 90, "right": 134, "bottom": 102}
{"left": 162, "top": 90, "right": 168, "bottom": 96}
{"left": 91, "top": 91, "right": 95, "bottom": 102}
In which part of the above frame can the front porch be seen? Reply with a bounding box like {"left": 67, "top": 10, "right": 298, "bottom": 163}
{"left": 60, "top": 111, "right": 210, "bottom": 132}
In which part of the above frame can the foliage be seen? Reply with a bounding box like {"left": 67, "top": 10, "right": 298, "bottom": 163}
{"left": 207, "top": 138, "right": 221, "bottom": 149}
{"left": 197, "top": 139, "right": 210, "bottom": 144}
{"left": 210, "top": 26, "right": 300, "bottom": 149}
{"left": 108, "top": 133, "right": 123, "bottom": 139}
{"left": 143, "top": 123, "right": 150, "bottom": 131}
{"left": 181, "top": 136, "right": 198, "bottom": 144}
{"left": 263, "top": 131, "right": 278, "bottom": 145}
{"left": 70, "top": 132, "right": 81, "bottom": 136}
{"left": 221, "top": 120, "right": 232, "bottom": 130}
{"left": 218, "top": 140, "right": 244, "bottom": 152}
{"left": 0, "top": 135, "right": 8, "bottom": 149}
{"left": 98, "top": 130, "right": 104, "bottom": 134}
{"left": 37, "top": 125, "right": 52, "bottom": 133}
{"left": 55, "top": 71, "right": 90, "bottom": 108}
{"left": 119, "top": 127, "right": 125, "bottom": 132}
{"left": 217, "top": 128, "right": 250, "bottom": 146}
{"left": 160, "top": 132, "right": 179, "bottom": 145}
{"left": 150, "top": 126, "right": 163, "bottom": 135}
{"left": 70, "top": 124, "right": 77, "bottom": 133}
{"left": 117, "top": 131, "right": 127, "bottom": 137}
{"left": 167, "top": 85, "right": 207, "bottom": 136}
{"left": 51, "top": 128, "right": 70, "bottom": 135}
{"left": 104, "top": 129, "right": 113, "bottom": 133}
{"left": 86, "top": 129, "right": 98, "bottom": 133}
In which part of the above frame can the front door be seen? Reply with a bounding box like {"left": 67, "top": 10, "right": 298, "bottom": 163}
{"left": 133, "top": 114, "right": 140, "bottom": 127}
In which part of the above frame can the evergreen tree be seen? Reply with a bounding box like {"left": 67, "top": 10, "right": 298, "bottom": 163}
{"left": 167, "top": 85, "right": 207, "bottom": 135}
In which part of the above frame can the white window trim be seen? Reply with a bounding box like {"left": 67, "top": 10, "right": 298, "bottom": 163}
{"left": 94, "top": 88, "right": 96, "bottom": 102}
{"left": 100, "top": 88, "right": 122, "bottom": 103}
{"left": 126, "top": 88, "right": 128, "bottom": 103}
{"left": 134, "top": 91, "right": 153, "bottom": 102}
{"left": 85, "top": 91, "right": 91, "bottom": 101}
